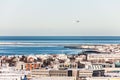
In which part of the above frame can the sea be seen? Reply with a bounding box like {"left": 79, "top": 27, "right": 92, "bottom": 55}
{"left": 0, "top": 36, "right": 120, "bottom": 55}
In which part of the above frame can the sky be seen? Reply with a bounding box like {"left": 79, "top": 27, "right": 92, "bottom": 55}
{"left": 0, "top": 0, "right": 120, "bottom": 36}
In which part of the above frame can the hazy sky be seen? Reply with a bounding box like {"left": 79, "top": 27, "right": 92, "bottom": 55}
{"left": 0, "top": 0, "right": 120, "bottom": 36}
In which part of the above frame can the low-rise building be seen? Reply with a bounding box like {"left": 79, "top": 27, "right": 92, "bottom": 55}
{"left": 31, "top": 69, "right": 73, "bottom": 78}
{"left": 87, "top": 54, "right": 120, "bottom": 63}
{"left": 59, "top": 63, "right": 77, "bottom": 69}
{"left": 87, "top": 64, "right": 105, "bottom": 77}
{"left": 16, "top": 61, "right": 26, "bottom": 70}
{"left": 25, "top": 62, "right": 41, "bottom": 71}
{"left": 78, "top": 69, "right": 93, "bottom": 78}
{"left": 31, "top": 77, "right": 76, "bottom": 80}
{"left": 0, "top": 68, "right": 25, "bottom": 80}
{"left": 32, "top": 69, "right": 49, "bottom": 77}
{"left": 49, "top": 70, "right": 72, "bottom": 77}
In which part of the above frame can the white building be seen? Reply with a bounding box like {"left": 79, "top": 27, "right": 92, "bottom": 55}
{"left": 31, "top": 77, "right": 76, "bottom": 80}
{"left": 0, "top": 73, "right": 23, "bottom": 80}
{"left": 85, "top": 77, "right": 120, "bottom": 80}
{"left": 0, "top": 67, "right": 26, "bottom": 80}
{"left": 87, "top": 54, "right": 120, "bottom": 61}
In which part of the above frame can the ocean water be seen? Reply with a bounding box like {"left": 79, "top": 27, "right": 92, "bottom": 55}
{"left": 0, "top": 36, "right": 120, "bottom": 55}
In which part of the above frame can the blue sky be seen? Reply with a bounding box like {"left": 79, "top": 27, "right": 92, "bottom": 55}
{"left": 0, "top": 0, "right": 120, "bottom": 36}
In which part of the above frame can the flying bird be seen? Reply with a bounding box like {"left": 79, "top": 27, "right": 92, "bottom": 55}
{"left": 76, "top": 20, "right": 80, "bottom": 23}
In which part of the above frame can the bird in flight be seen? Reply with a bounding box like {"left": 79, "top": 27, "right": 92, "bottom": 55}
{"left": 76, "top": 20, "right": 80, "bottom": 23}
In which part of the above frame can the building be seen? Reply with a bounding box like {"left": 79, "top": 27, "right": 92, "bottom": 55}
{"left": 32, "top": 77, "right": 76, "bottom": 80}
{"left": 105, "top": 70, "right": 120, "bottom": 77}
{"left": 87, "top": 54, "right": 120, "bottom": 63}
{"left": 78, "top": 69, "right": 93, "bottom": 78}
{"left": 59, "top": 63, "right": 77, "bottom": 69}
{"left": 104, "top": 68, "right": 120, "bottom": 72}
{"left": 100, "top": 63, "right": 115, "bottom": 68}
{"left": 31, "top": 69, "right": 73, "bottom": 78}
{"left": 25, "top": 62, "right": 41, "bottom": 70}
{"left": 0, "top": 74, "right": 22, "bottom": 80}
{"left": 87, "top": 64, "right": 105, "bottom": 77}
{"left": 31, "top": 69, "right": 49, "bottom": 77}
{"left": 16, "top": 61, "right": 26, "bottom": 70}
{"left": 85, "top": 77, "right": 120, "bottom": 80}
{"left": 49, "top": 70, "right": 72, "bottom": 77}
{"left": 0, "top": 68, "right": 25, "bottom": 80}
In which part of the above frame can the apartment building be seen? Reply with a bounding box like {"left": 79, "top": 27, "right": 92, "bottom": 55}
{"left": 87, "top": 64, "right": 105, "bottom": 77}
{"left": 32, "top": 69, "right": 49, "bottom": 77}
{"left": 31, "top": 69, "right": 73, "bottom": 78}
{"left": 32, "top": 77, "right": 76, "bottom": 80}
{"left": 78, "top": 70, "right": 93, "bottom": 78}
{"left": 87, "top": 54, "right": 120, "bottom": 62}
{"left": 49, "top": 70, "right": 72, "bottom": 77}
